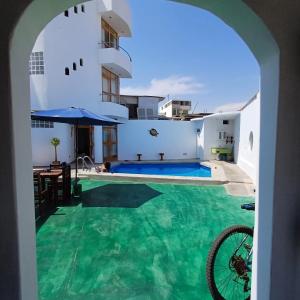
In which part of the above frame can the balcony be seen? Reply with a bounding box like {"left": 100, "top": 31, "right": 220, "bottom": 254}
{"left": 98, "top": 0, "right": 132, "bottom": 37}
{"left": 99, "top": 43, "right": 132, "bottom": 78}
{"left": 96, "top": 95, "right": 129, "bottom": 120}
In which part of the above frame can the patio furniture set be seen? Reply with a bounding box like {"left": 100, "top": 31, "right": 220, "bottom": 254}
{"left": 33, "top": 163, "right": 71, "bottom": 220}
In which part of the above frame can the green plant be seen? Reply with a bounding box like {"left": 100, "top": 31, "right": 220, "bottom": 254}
{"left": 50, "top": 137, "right": 60, "bottom": 162}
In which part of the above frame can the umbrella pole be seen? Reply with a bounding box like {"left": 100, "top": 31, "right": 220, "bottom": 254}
{"left": 75, "top": 124, "right": 78, "bottom": 184}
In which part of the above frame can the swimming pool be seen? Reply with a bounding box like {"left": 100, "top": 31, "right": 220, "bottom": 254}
{"left": 110, "top": 162, "right": 212, "bottom": 177}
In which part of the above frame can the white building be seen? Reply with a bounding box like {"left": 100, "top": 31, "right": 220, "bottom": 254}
{"left": 30, "top": 0, "right": 133, "bottom": 165}
{"left": 159, "top": 99, "right": 192, "bottom": 118}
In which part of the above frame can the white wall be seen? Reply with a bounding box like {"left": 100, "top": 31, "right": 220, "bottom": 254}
{"left": 30, "top": 1, "right": 101, "bottom": 112}
{"left": 31, "top": 123, "right": 74, "bottom": 166}
{"left": 194, "top": 120, "right": 204, "bottom": 159}
{"left": 118, "top": 120, "right": 198, "bottom": 161}
{"left": 235, "top": 94, "right": 260, "bottom": 182}
{"left": 201, "top": 117, "right": 235, "bottom": 160}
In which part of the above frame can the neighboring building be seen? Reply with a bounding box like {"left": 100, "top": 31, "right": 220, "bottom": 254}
{"left": 120, "top": 95, "right": 165, "bottom": 119}
{"left": 159, "top": 99, "right": 192, "bottom": 118}
{"left": 30, "top": 0, "right": 133, "bottom": 165}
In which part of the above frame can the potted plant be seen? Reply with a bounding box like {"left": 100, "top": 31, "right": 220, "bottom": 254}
{"left": 51, "top": 137, "right": 60, "bottom": 165}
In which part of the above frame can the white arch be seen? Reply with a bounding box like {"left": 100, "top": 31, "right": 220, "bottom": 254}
{"left": 10, "top": 1, "right": 279, "bottom": 299}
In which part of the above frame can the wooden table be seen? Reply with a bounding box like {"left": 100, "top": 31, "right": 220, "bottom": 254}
{"left": 39, "top": 170, "right": 62, "bottom": 206}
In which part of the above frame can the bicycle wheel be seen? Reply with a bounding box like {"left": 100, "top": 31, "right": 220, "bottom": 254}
{"left": 206, "top": 225, "right": 253, "bottom": 300}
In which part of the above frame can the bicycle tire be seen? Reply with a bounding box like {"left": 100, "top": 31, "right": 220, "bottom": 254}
{"left": 206, "top": 225, "right": 253, "bottom": 300}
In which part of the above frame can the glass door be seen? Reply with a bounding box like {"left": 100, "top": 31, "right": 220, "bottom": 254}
{"left": 103, "top": 126, "right": 118, "bottom": 162}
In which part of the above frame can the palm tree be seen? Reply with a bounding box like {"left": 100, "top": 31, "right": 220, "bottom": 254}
{"left": 51, "top": 137, "right": 60, "bottom": 163}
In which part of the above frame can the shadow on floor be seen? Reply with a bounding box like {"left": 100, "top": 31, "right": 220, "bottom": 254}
{"left": 35, "top": 195, "right": 81, "bottom": 232}
{"left": 35, "top": 207, "right": 59, "bottom": 232}
{"left": 81, "top": 183, "right": 162, "bottom": 208}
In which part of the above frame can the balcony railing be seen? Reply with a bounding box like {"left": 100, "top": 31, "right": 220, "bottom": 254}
{"left": 99, "top": 42, "right": 132, "bottom": 62}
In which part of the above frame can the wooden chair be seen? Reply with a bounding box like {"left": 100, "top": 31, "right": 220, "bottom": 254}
{"left": 33, "top": 172, "right": 49, "bottom": 219}
{"left": 57, "top": 164, "right": 71, "bottom": 203}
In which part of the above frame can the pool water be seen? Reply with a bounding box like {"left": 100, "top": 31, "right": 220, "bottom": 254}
{"left": 110, "top": 162, "right": 211, "bottom": 177}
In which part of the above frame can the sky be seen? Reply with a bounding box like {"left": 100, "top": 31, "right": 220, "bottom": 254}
{"left": 120, "top": 0, "right": 260, "bottom": 113}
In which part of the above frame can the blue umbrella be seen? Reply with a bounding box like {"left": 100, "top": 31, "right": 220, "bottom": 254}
{"left": 31, "top": 107, "right": 120, "bottom": 126}
{"left": 31, "top": 107, "right": 121, "bottom": 187}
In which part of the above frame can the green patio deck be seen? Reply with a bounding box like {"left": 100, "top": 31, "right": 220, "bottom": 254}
{"left": 37, "top": 179, "right": 254, "bottom": 300}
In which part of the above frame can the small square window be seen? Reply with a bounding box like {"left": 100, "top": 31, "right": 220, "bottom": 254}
{"left": 31, "top": 120, "right": 54, "bottom": 128}
{"left": 29, "top": 51, "right": 45, "bottom": 75}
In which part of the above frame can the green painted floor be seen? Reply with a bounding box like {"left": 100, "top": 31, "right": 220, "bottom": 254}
{"left": 37, "top": 180, "right": 254, "bottom": 300}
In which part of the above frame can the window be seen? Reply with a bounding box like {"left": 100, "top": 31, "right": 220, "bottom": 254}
{"left": 65, "top": 67, "right": 70, "bottom": 75}
{"left": 137, "top": 108, "right": 155, "bottom": 120}
{"left": 29, "top": 51, "right": 44, "bottom": 75}
{"left": 81, "top": 5, "right": 85, "bottom": 13}
{"left": 73, "top": 63, "right": 77, "bottom": 71}
{"left": 31, "top": 120, "right": 54, "bottom": 128}
{"left": 74, "top": 6, "right": 78, "bottom": 14}
{"left": 223, "top": 120, "right": 229, "bottom": 125}
{"left": 137, "top": 108, "right": 146, "bottom": 120}
{"left": 146, "top": 108, "right": 154, "bottom": 119}
{"left": 64, "top": 10, "right": 69, "bottom": 17}
{"left": 79, "top": 58, "right": 83, "bottom": 66}
{"left": 101, "top": 19, "right": 119, "bottom": 49}
{"left": 102, "top": 68, "right": 120, "bottom": 103}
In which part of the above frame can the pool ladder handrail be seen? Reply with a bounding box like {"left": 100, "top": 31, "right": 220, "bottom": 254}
{"left": 77, "top": 155, "right": 96, "bottom": 172}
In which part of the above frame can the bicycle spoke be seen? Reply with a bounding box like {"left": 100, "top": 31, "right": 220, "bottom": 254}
{"left": 220, "top": 271, "right": 236, "bottom": 296}
{"left": 212, "top": 230, "right": 253, "bottom": 299}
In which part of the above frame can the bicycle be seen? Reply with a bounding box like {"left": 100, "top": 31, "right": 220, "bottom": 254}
{"left": 206, "top": 203, "right": 255, "bottom": 300}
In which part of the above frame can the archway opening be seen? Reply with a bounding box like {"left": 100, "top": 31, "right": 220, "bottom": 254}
{"left": 8, "top": 1, "right": 279, "bottom": 299}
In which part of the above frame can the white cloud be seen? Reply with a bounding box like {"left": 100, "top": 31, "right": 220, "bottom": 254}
{"left": 214, "top": 102, "right": 246, "bottom": 113}
{"left": 120, "top": 75, "right": 205, "bottom": 97}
